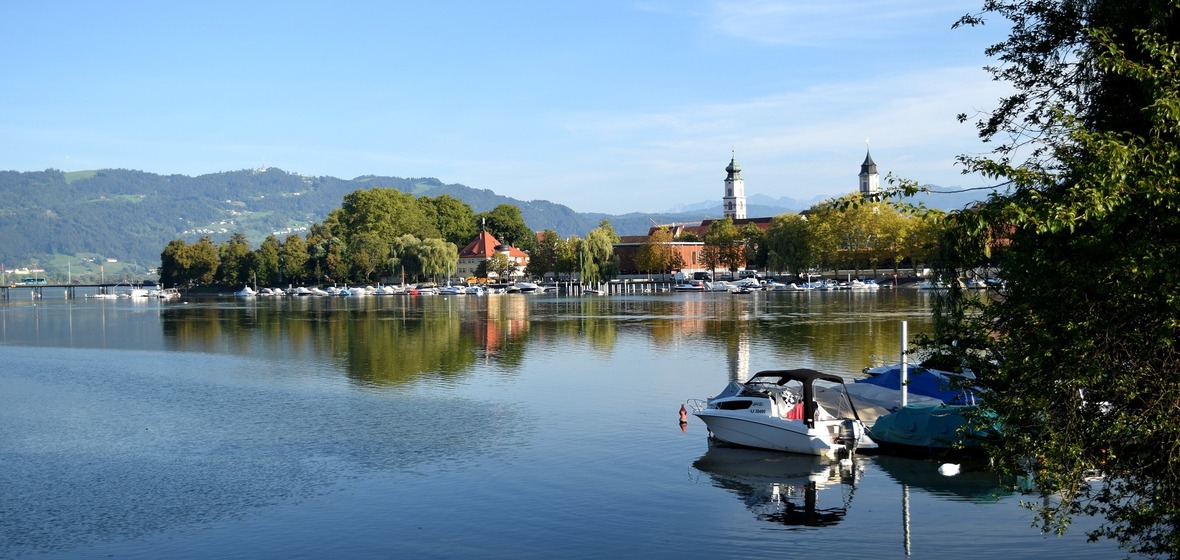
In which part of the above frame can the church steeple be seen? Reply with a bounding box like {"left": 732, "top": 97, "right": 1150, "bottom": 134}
{"left": 723, "top": 151, "right": 746, "bottom": 220}
{"left": 858, "top": 144, "right": 880, "bottom": 195}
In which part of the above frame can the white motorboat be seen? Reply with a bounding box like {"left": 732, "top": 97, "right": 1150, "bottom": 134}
{"left": 438, "top": 285, "right": 466, "bottom": 295}
{"left": 234, "top": 285, "right": 257, "bottom": 297}
{"left": 150, "top": 288, "right": 180, "bottom": 299}
{"left": 705, "top": 280, "right": 734, "bottom": 292}
{"left": 690, "top": 369, "right": 867, "bottom": 458}
{"left": 514, "top": 281, "right": 539, "bottom": 293}
{"left": 672, "top": 279, "right": 706, "bottom": 291}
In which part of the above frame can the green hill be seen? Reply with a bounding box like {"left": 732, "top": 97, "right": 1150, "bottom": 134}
{"left": 0, "top": 167, "right": 711, "bottom": 278}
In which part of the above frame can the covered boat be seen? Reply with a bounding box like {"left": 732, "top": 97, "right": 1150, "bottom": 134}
{"left": 866, "top": 404, "right": 997, "bottom": 457}
{"left": 689, "top": 369, "right": 867, "bottom": 458}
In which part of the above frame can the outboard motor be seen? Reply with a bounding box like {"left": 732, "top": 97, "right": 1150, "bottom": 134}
{"left": 837, "top": 419, "right": 865, "bottom": 450}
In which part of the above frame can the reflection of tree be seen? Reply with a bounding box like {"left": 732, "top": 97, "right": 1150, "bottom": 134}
{"left": 160, "top": 297, "right": 535, "bottom": 385}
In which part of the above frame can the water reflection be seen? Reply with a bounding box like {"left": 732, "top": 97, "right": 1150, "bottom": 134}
{"left": 871, "top": 454, "right": 1014, "bottom": 503}
{"left": 2, "top": 291, "right": 938, "bottom": 385}
{"left": 691, "top": 443, "right": 860, "bottom": 528}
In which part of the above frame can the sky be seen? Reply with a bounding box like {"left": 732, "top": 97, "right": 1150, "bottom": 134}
{"left": 0, "top": 1, "right": 1012, "bottom": 215}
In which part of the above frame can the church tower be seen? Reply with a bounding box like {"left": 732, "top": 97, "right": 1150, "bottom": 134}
{"left": 859, "top": 147, "right": 880, "bottom": 195}
{"left": 723, "top": 152, "right": 746, "bottom": 220}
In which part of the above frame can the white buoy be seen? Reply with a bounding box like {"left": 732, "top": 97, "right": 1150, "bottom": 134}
{"left": 938, "top": 463, "right": 961, "bottom": 476}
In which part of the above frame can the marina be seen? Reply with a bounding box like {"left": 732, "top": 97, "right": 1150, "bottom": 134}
{"left": 0, "top": 290, "right": 1123, "bottom": 559}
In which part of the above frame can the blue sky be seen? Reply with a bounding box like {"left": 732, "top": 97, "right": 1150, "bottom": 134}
{"left": 0, "top": 1, "right": 1009, "bottom": 214}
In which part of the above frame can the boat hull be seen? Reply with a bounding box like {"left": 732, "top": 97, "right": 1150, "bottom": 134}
{"left": 695, "top": 411, "right": 844, "bottom": 457}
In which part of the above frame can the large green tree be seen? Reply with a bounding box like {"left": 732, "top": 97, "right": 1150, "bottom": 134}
{"left": 420, "top": 194, "right": 476, "bottom": 247}
{"left": 763, "top": 213, "right": 814, "bottom": 276}
{"left": 339, "top": 188, "right": 437, "bottom": 246}
{"left": 476, "top": 204, "right": 534, "bottom": 252}
{"left": 217, "top": 232, "right": 255, "bottom": 287}
{"left": 702, "top": 218, "right": 745, "bottom": 274}
{"left": 920, "top": 2, "right": 1180, "bottom": 556}
{"left": 526, "top": 229, "right": 561, "bottom": 279}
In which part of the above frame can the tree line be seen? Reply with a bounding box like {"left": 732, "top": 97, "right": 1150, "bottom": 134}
{"left": 159, "top": 187, "right": 625, "bottom": 288}
{"left": 628, "top": 195, "right": 949, "bottom": 278}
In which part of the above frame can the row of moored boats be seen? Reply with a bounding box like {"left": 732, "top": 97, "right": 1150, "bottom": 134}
{"left": 688, "top": 361, "right": 991, "bottom": 460}
{"left": 234, "top": 281, "right": 556, "bottom": 297}
{"left": 674, "top": 278, "right": 885, "bottom": 293}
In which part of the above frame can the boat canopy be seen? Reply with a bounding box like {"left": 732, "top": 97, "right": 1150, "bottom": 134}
{"left": 748, "top": 369, "right": 847, "bottom": 386}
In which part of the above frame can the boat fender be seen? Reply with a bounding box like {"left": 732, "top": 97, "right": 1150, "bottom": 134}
{"left": 679, "top": 404, "right": 688, "bottom": 424}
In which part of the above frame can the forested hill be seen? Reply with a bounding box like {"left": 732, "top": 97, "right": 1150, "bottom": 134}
{"left": 0, "top": 167, "right": 713, "bottom": 271}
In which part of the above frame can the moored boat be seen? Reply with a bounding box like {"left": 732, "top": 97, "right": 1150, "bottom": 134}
{"left": 690, "top": 369, "right": 868, "bottom": 458}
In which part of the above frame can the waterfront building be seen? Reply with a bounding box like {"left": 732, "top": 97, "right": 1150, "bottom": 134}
{"left": 457, "top": 230, "right": 529, "bottom": 281}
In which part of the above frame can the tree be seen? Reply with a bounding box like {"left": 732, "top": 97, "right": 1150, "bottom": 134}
{"left": 280, "top": 234, "right": 310, "bottom": 284}
{"left": 416, "top": 238, "right": 459, "bottom": 282}
{"left": 763, "top": 214, "right": 814, "bottom": 276}
{"left": 421, "top": 194, "right": 476, "bottom": 248}
{"left": 256, "top": 235, "right": 281, "bottom": 286}
{"left": 217, "top": 233, "right": 254, "bottom": 287}
{"left": 479, "top": 252, "right": 512, "bottom": 281}
{"left": 634, "top": 226, "right": 681, "bottom": 276}
{"left": 921, "top": 3, "right": 1180, "bottom": 556}
{"left": 338, "top": 188, "right": 436, "bottom": 247}
{"left": 476, "top": 204, "right": 534, "bottom": 252}
{"left": 389, "top": 234, "right": 420, "bottom": 283}
{"left": 188, "top": 236, "right": 220, "bottom": 286}
{"left": 703, "top": 218, "right": 745, "bottom": 274}
{"left": 526, "top": 229, "right": 560, "bottom": 278}
{"left": 348, "top": 232, "right": 388, "bottom": 283}
{"left": 159, "top": 239, "right": 189, "bottom": 288}
{"left": 580, "top": 221, "right": 618, "bottom": 285}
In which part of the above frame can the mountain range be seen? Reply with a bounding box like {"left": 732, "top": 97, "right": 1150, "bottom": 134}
{"left": 0, "top": 167, "right": 988, "bottom": 272}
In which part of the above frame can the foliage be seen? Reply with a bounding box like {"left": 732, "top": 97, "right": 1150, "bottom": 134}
{"left": 526, "top": 229, "right": 561, "bottom": 278}
{"left": 633, "top": 226, "right": 683, "bottom": 275}
{"left": 476, "top": 204, "right": 535, "bottom": 253}
{"left": 702, "top": 218, "right": 745, "bottom": 273}
{"left": 763, "top": 214, "right": 814, "bottom": 276}
{"left": 579, "top": 220, "right": 619, "bottom": 284}
{"left": 420, "top": 194, "right": 477, "bottom": 248}
{"left": 922, "top": 2, "right": 1180, "bottom": 556}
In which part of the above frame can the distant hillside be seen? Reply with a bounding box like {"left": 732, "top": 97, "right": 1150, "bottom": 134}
{"left": 0, "top": 167, "right": 992, "bottom": 276}
{"left": 0, "top": 167, "right": 710, "bottom": 273}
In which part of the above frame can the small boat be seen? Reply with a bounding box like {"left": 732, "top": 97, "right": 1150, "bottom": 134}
{"left": 234, "top": 285, "right": 257, "bottom": 297}
{"left": 867, "top": 404, "right": 996, "bottom": 457}
{"left": 514, "top": 281, "right": 539, "bottom": 293}
{"left": 672, "top": 280, "right": 706, "bottom": 292}
{"left": 151, "top": 288, "right": 180, "bottom": 299}
{"left": 690, "top": 369, "right": 867, "bottom": 458}
{"left": 438, "top": 285, "right": 466, "bottom": 295}
{"left": 705, "top": 280, "right": 734, "bottom": 292}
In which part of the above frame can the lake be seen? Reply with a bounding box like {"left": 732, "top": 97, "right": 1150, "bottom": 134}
{"left": 0, "top": 290, "right": 1124, "bottom": 559}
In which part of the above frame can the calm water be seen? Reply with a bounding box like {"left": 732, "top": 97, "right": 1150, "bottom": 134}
{"left": 1, "top": 290, "right": 1123, "bottom": 559}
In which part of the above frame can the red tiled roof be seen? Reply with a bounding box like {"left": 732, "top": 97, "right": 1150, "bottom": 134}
{"left": 459, "top": 230, "right": 500, "bottom": 259}
{"left": 459, "top": 230, "right": 529, "bottom": 262}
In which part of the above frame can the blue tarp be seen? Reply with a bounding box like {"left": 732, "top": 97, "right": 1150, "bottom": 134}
{"left": 856, "top": 365, "right": 977, "bottom": 405}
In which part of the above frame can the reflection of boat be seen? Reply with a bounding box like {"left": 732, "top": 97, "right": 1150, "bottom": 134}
{"left": 871, "top": 455, "right": 1012, "bottom": 503}
{"left": 689, "top": 369, "right": 867, "bottom": 458}
{"left": 691, "top": 443, "right": 858, "bottom": 527}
